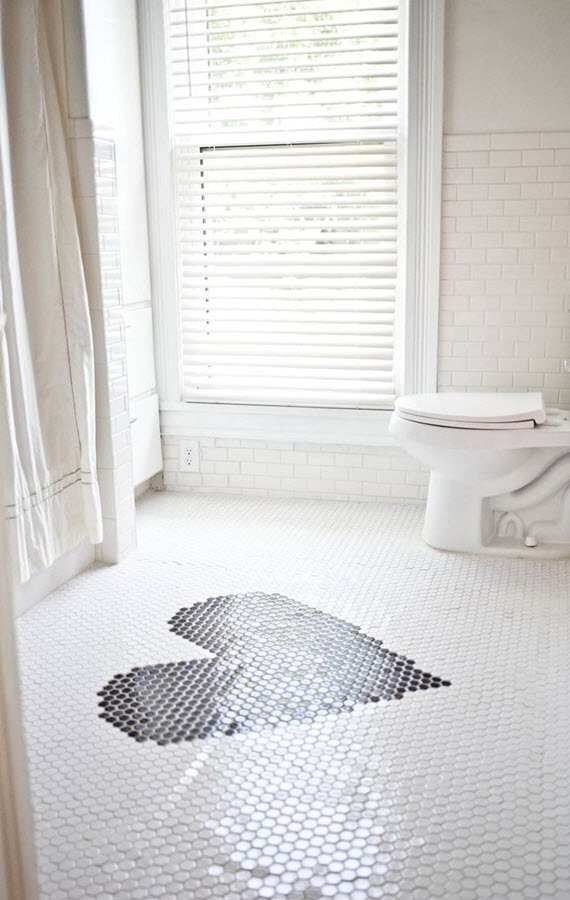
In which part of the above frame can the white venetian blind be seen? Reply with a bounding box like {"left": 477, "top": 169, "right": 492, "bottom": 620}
{"left": 166, "top": 0, "right": 399, "bottom": 408}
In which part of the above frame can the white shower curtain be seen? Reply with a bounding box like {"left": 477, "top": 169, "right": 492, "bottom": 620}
{"left": 0, "top": 0, "right": 102, "bottom": 582}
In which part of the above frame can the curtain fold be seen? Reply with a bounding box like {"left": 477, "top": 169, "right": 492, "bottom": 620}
{"left": 0, "top": 0, "right": 102, "bottom": 582}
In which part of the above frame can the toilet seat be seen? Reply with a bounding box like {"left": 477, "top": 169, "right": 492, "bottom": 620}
{"left": 395, "top": 410, "right": 537, "bottom": 430}
{"left": 395, "top": 392, "right": 546, "bottom": 430}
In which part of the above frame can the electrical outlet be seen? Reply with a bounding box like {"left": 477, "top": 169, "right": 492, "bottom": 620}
{"left": 179, "top": 439, "right": 200, "bottom": 472}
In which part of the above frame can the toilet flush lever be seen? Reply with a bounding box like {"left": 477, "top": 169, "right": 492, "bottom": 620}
{"left": 545, "top": 399, "right": 569, "bottom": 424}
{"left": 545, "top": 410, "right": 566, "bottom": 426}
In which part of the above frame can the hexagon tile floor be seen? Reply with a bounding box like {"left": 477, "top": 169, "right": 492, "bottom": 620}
{"left": 16, "top": 491, "right": 570, "bottom": 899}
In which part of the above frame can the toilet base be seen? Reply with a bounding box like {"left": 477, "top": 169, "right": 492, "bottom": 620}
{"left": 424, "top": 533, "right": 570, "bottom": 559}
{"left": 422, "top": 470, "right": 570, "bottom": 558}
{"left": 422, "top": 473, "right": 493, "bottom": 553}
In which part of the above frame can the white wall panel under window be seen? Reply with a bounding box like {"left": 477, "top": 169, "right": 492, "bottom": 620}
{"left": 165, "top": 0, "right": 399, "bottom": 408}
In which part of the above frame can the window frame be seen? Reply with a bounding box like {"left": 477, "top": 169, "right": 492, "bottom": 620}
{"left": 137, "top": 0, "right": 444, "bottom": 446}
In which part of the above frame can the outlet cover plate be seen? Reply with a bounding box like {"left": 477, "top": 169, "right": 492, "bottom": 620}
{"left": 179, "top": 439, "right": 200, "bottom": 472}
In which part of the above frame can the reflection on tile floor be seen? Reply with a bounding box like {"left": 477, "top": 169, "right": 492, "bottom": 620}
{"left": 98, "top": 592, "right": 450, "bottom": 745}
{"left": 17, "top": 491, "right": 570, "bottom": 899}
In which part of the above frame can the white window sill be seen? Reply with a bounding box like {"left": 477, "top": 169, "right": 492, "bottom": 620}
{"left": 160, "top": 403, "right": 396, "bottom": 446}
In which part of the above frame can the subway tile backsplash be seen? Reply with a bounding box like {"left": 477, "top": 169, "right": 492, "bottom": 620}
{"left": 161, "top": 437, "right": 428, "bottom": 503}
{"left": 439, "top": 132, "right": 570, "bottom": 407}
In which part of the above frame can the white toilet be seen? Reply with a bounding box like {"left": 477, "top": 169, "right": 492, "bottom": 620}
{"left": 389, "top": 392, "right": 570, "bottom": 557}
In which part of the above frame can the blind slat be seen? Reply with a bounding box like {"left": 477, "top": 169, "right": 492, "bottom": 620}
{"left": 181, "top": 286, "right": 397, "bottom": 300}
{"left": 171, "top": 0, "right": 397, "bottom": 11}
{"left": 181, "top": 294, "right": 397, "bottom": 305}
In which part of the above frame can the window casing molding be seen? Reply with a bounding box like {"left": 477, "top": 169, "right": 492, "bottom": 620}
{"left": 395, "top": 0, "right": 444, "bottom": 397}
{"left": 160, "top": 402, "right": 395, "bottom": 446}
{"left": 138, "top": 0, "right": 181, "bottom": 404}
{"left": 137, "top": 0, "right": 444, "bottom": 442}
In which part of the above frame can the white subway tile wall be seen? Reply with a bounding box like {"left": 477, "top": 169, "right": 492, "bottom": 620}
{"left": 161, "top": 436, "right": 428, "bottom": 503}
{"left": 440, "top": 132, "right": 570, "bottom": 407}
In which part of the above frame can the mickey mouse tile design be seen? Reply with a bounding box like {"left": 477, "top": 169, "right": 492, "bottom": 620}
{"left": 98, "top": 592, "right": 450, "bottom": 744}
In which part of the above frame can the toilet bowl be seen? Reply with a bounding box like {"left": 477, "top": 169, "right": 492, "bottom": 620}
{"left": 389, "top": 392, "right": 570, "bottom": 557}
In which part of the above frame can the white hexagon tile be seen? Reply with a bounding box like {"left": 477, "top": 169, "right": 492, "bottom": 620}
{"left": 16, "top": 491, "right": 570, "bottom": 899}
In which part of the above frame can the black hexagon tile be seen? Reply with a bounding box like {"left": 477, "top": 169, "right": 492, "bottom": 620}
{"left": 98, "top": 592, "right": 450, "bottom": 744}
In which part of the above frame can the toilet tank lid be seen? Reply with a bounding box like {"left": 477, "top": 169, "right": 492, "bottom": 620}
{"left": 395, "top": 392, "right": 546, "bottom": 424}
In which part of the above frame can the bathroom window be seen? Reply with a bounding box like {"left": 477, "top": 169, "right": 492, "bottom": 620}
{"left": 164, "top": 0, "right": 399, "bottom": 409}
{"left": 141, "top": 0, "right": 443, "bottom": 434}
